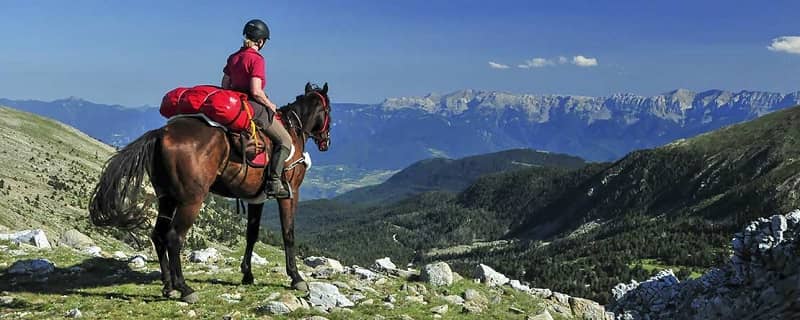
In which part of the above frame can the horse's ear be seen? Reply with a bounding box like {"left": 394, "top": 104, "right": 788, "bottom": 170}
{"left": 322, "top": 82, "right": 328, "bottom": 95}
{"left": 305, "top": 82, "right": 313, "bottom": 94}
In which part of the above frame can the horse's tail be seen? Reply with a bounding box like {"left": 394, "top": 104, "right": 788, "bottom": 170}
{"left": 89, "top": 128, "right": 162, "bottom": 229}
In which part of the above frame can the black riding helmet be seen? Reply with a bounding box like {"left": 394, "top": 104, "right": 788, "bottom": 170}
{"left": 243, "top": 19, "right": 270, "bottom": 41}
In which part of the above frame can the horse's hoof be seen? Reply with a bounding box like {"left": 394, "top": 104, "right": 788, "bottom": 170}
{"left": 242, "top": 274, "right": 254, "bottom": 285}
{"left": 292, "top": 281, "right": 309, "bottom": 292}
{"left": 162, "top": 289, "right": 177, "bottom": 298}
{"left": 181, "top": 292, "right": 200, "bottom": 304}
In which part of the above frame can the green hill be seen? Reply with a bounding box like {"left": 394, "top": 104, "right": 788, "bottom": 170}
{"left": 334, "top": 148, "right": 587, "bottom": 205}
{"left": 294, "top": 105, "right": 800, "bottom": 304}
{"left": 0, "top": 106, "right": 126, "bottom": 248}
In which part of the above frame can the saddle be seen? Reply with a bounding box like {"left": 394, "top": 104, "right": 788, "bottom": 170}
{"left": 229, "top": 129, "right": 270, "bottom": 168}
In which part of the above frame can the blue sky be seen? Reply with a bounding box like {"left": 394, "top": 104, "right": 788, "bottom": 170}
{"left": 1, "top": 0, "right": 799, "bottom": 106}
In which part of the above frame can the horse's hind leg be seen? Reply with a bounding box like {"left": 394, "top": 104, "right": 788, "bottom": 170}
{"left": 278, "top": 197, "right": 307, "bottom": 291}
{"left": 151, "top": 196, "right": 176, "bottom": 298}
{"left": 166, "top": 200, "right": 202, "bottom": 303}
{"left": 241, "top": 203, "right": 264, "bottom": 285}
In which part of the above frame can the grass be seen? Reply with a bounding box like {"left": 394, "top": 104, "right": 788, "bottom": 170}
{"left": 628, "top": 258, "right": 705, "bottom": 280}
{"left": 0, "top": 240, "right": 571, "bottom": 319}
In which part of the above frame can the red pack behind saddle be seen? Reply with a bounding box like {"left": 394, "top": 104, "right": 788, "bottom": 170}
{"left": 159, "top": 85, "right": 255, "bottom": 132}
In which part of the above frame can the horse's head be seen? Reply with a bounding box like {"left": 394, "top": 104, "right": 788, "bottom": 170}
{"left": 295, "top": 82, "right": 331, "bottom": 151}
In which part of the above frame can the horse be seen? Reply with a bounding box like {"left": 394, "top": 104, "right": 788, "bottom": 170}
{"left": 89, "top": 82, "right": 331, "bottom": 303}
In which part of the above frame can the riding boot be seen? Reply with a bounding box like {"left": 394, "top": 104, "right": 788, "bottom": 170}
{"left": 267, "top": 146, "right": 291, "bottom": 199}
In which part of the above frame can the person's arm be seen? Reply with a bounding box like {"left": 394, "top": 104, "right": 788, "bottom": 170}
{"left": 221, "top": 74, "right": 231, "bottom": 89}
{"left": 250, "top": 77, "right": 277, "bottom": 112}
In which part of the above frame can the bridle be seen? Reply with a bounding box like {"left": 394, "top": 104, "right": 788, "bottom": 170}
{"left": 287, "top": 91, "right": 331, "bottom": 149}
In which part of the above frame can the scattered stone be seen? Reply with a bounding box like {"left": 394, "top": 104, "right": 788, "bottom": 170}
{"left": 350, "top": 293, "right": 365, "bottom": 302}
{"left": 186, "top": 310, "right": 197, "bottom": 318}
{"left": 527, "top": 310, "right": 554, "bottom": 320}
{"left": 508, "top": 279, "right": 532, "bottom": 293}
{"left": 259, "top": 301, "right": 291, "bottom": 315}
{"left": 461, "top": 301, "right": 484, "bottom": 314}
{"left": 221, "top": 311, "right": 241, "bottom": 320}
{"left": 66, "top": 308, "right": 82, "bottom": 318}
{"left": 175, "top": 301, "right": 189, "bottom": 307}
{"left": 430, "top": 305, "right": 449, "bottom": 314}
{"left": 81, "top": 246, "right": 102, "bottom": 257}
{"left": 0, "top": 229, "right": 51, "bottom": 248}
{"left": 311, "top": 266, "right": 337, "bottom": 279}
{"left": 303, "top": 256, "right": 344, "bottom": 273}
{"left": 188, "top": 248, "right": 219, "bottom": 263}
{"left": 433, "top": 315, "right": 442, "bottom": 319}
{"left": 550, "top": 292, "right": 570, "bottom": 305}
{"left": 463, "top": 289, "right": 488, "bottom": 304}
{"left": 219, "top": 293, "right": 242, "bottom": 303}
{"left": 111, "top": 251, "right": 127, "bottom": 259}
{"left": 405, "top": 295, "right": 426, "bottom": 304}
{"left": 530, "top": 288, "right": 552, "bottom": 299}
{"left": 0, "top": 296, "right": 14, "bottom": 305}
{"left": 373, "top": 257, "right": 396, "bottom": 271}
{"left": 352, "top": 266, "right": 380, "bottom": 281}
{"left": 374, "top": 277, "right": 387, "bottom": 286}
{"left": 266, "top": 292, "right": 281, "bottom": 301}
{"left": 128, "top": 255, "right": 147, "bottom": 269}
{"left": 383, "top": 302, "right": 395, "bottom": 309}
{"left": 280, "top": 293, "right": 309, "bottom": 312}
{"left": 384, "top": 294, "right": 397, "bottom": 303}
{"left": 399, "top": 315, "right": 414, "bottom": 320}
{"left": 443, "top": 295, "right": 464, "bottom": 305}
{"left": 8, "top": 259, "right": 55, "bottom": 275}
{"left": 332, "top": 281, "right": 351, "bottom": 290}
{"left": 421, "top": 262, "right": 454, "bottom": 286}
{"left": 308, "top": 282, "right": 354, "bottom": 311}
{"left": 331, "top": 307, "right": 354, "bottom": 314}
{"left": 59, "top": 229, "right": 94, "bottom": 249}
{"left": 474, "top": 264, "right": 509, "bottom": 287}
{"left": 247, "top": 252, "right": 268, "bottom": 266}
{"left": 359, "top": 299, "right": 374, "bottom": 306}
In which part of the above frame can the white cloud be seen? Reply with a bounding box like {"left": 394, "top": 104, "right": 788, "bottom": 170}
{"left": 488, "top": 61, "right": 510, "bottom": 69}
{"left": 572, "top": 55, "right": 598, "bottom": 67}
{"left": 518, "top": 58, "right": 554, "bottom": 69}
{"left": 768, "top": 36, "right": 800, "bottom": 55}
{"left": 557, "top": 56, "right": 568, "bottom": 64}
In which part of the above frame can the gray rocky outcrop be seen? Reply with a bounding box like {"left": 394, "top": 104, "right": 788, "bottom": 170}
{"left": 609, "top": 210, "right": 800, "bottom": 319}
{"left": 188, "top": 248, "right": 219, "bottom": 263}
{"left": 59, "top": 229, "right": 94, "bottom": 249}
{"left": 308, "top": 282, "right": 354, "bottom": 311}
{"left": 474, "top": 264, "right": 509, "bottom": 287}
{"left": 8, "top": 258, "right": 55, "bottom": 275}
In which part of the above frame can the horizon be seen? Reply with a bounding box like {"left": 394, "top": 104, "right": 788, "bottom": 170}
{"left": 1, "top": 1, "right": 800, "bottom": 106}
{"left": 4, "top": 86, "right": 800, "bottom": 109}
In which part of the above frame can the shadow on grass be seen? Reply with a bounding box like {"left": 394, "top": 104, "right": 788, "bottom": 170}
{"left": 0, "top": 257, "right": 159, "bottom": 298}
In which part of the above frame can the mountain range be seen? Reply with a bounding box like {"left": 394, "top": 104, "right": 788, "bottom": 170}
{"left": 3, "top": 88, "right": 799, "bottom": 192}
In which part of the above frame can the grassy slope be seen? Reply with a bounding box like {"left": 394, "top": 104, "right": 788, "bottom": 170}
{"left": 0, "top": 106, "right": 127, "bottom": 249}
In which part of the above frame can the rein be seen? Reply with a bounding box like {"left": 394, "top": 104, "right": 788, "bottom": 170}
{"left": 285, "top": 91, "right": 330, "bottom": 143}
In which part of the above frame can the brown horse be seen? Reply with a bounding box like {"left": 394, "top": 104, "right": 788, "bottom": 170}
{"left": 89, "top": 82, "right": 331, "bottom": 303}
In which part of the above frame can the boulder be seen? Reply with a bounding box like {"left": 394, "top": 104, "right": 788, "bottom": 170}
{"left": 527, "top": 310, "right": 554, "bottom": 320}
{"left": 569, "top": 296, "right": 607, "bottom": 320}
{"left": 303, "top": 256, "right": 344, "bottom": 273}
{"left": 0, "top": 229, "right": 51, "bottom": 249}
{"left": 474, "top": 264, "right": 509, "bottom": 287}
{"left": 430, "top": 305, "right": 449, "bottom": 314}
{"left": 373, "top": 257, "right": 396, "bottom": 271}
{"left": 128, "top": 255, "right": 147, "bottom": 269}
{"left": 352, "top": 266, "right": 380, "bottom": 281}
{"left": 9, "top": 259, "right": 55, "bottom": 275}
{"left": 308, "top": 282, "right": 354, "bottom": 311}
{"left": 421, "top": 262, "right": 454, "bottom": 286}
{"left": 59, "top": 229, "right": 94, "bottom": 249}
{"left": 259, "top": 301, "right": 291, "bottom": 315}
{"left": 242, "top": 252, "right": 268, "bottom": 266}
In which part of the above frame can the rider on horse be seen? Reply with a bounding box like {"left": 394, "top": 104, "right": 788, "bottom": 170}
{"left": 221, "top": 19, "right": 291, "bottom": 199}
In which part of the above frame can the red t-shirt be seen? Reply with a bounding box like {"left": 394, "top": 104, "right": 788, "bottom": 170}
{"left": 223, "top": 47, "right": 266, "bottom": 94}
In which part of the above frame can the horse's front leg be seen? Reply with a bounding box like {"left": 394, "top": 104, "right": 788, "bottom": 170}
{"left": 241, "top": 203, "right": 264, "bottom": 285}
{"left": 277, "top": 197, "right": 307, "bottom": 291}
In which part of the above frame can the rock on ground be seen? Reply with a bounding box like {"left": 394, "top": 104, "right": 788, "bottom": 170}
{"left": 9, "top": 259, "right": 55, "bottom": 275}
{"left": 373, "top": 257, "right": 397, "bottom": 271}
{"left": 81, "top": 246, "right": 102, "bottom": 257}
{"left": 188, "top": 248, "right": 219, "bottom": 263}
{"left": 303, "top": 256, "right": 344, "bottom": 273}
{"left": 474, "top": 264, "right": 509, "bottom": 287}
{"left": 59, "top": 229, "right": 94, "bottom": 249}
{"left": 0, "top": 229, "right": 51, "bottom": 248}
{"left": 308, "top": 282, "right": 354, "bottom": 311}
{"left": 421, "top": 262, "right": 454, "bottom": 286}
